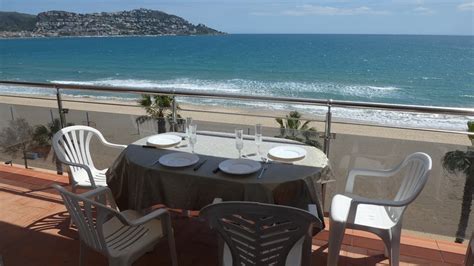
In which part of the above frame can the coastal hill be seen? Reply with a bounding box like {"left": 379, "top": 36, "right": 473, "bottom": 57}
{"left": 0, "top": 8, "right": 224, "bottom": 38}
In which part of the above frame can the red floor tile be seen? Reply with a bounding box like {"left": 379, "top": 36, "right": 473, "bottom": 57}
{"left": 0, "top": 165, "right": 468, "bottom": 266}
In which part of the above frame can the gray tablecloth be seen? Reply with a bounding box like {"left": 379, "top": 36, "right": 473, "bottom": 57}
{"left": 106, "top": 131, "right": 333, "bottom": 221}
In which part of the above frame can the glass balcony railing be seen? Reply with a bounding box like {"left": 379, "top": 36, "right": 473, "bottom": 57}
{"left": 0, "top": 80, "right": 473, "bottom": 244}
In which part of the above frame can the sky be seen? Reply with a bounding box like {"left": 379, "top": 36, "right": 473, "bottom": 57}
{"left": 1, "top": 0, "right": 473, "bottom": 35}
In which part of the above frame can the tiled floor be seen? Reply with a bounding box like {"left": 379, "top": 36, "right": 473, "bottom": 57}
{"left": 0, "top": 164, "right": 468, "bottom": 265}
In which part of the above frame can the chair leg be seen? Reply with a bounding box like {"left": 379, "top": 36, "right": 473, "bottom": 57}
{"left": 108, "top": 258, "right": 129, "bottom": 266}
{"left": 164, "top": 215, "right": 178, "bottom": 266}
{"left": 388, "top": 227, "right": 401, "bottom": 266}
{"left": 327, "top": 220, "right": 346, "bottom": 266}
{"left": 168, "top": 234, "right": 178, "bottom": 266}
{"left": 79, "top": 240, "right": 85, "bottom": 266}
{"left": 380, "top": 227, "right": 401, "bottom": 266}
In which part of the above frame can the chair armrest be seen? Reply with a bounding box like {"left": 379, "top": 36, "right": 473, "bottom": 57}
{"left": 101, "top": 140, "right": 127, "bottom": 149}
{"left": 81, "top": 186, "right": 109, "bottom": 198}
{"left": 81, "top": 186, "right": 119, "bottom": 210}
{"left": 58, "top": 160, "right": 97, "bottom": 188}
{"left": 126, "top": 208, "right": 170, "bottom": 227}
{"left": 345, "top": 167, "right": 399, "bottom": 193}
{"left": 349, "top": 194, "right": 407, "bottom": 208}
{"left": 343, "top": 194, "right": 407, "bottom": 224}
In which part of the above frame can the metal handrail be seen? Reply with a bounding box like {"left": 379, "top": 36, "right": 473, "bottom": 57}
{"left": 1, "top": 80, "right": 473, "bottom": 116}
{"left": 2, "top": 79, "right": 472, "bottom": 209}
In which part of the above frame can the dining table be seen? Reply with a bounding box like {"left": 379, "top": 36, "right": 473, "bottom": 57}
{"left": 106, "top": 131, "right": 334, "bottom": 223}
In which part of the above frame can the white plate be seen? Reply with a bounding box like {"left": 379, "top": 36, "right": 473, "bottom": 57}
{"left": 219, "top": 159, "right": 261, "bottom": 175}
{"left": 159, "top": 152, "right": 200, "bottom": 167}
{"left": 268, "top": 146, "right": 307, "bottom": 162}
{"left": 147, "top": 134, "right": 182, "bottom": 148}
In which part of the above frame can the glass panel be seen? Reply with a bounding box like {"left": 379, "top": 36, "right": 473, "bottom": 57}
{"left": 1, "top": 91, "right": 472, "bottom": 243}
{"left": 325, "top": 118, "right": 473, "bottom": 242}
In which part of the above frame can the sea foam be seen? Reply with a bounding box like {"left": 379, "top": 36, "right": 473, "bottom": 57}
{"left": 0, "top": 78, "right": 472, "bottom": 131}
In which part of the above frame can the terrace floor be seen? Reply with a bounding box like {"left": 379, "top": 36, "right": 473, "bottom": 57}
{"left": 0, "top": 164, "right": 468, "bottom": 266}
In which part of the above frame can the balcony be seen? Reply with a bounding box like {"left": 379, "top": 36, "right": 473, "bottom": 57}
{"left": 0, "top": 81, "right": 473, "bottom": 265}
{"left": 0, "top": 164, "right": 469, "bottom": 265}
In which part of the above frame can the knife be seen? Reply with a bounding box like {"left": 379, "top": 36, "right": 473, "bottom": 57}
{"left": 142, "top": 145, "right": 156, "bottom": 149}
{"left": 257, "top": 165, "right": 268, "bottom": 179}
{"left": 193, "top": 159, "right": 207, "bottom": 171}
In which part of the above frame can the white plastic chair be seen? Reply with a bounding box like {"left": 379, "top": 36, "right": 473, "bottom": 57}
{"left": 52, "top": 125, "right": 126, "bottom": 191}
{"left": 52, "top": 184, "right": 178, "bottom": 266}
{"left": 327, "top": 152, "right": 432, "bottom": 266}
{"left": 200, "top": 198, "right": 323, "bottom": 266}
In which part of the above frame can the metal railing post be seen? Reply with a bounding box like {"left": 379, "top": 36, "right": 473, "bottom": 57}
{"left": 49, "top": 109, "right": 54, "bottom": 124}
{"left": 10, "top": 106, "right": 14, "bottom": 120}
{"left": 324, "top": 99, "right": 333, "bottom": 156}
{"left": 55, "top": 87, "right": 65, "bottom": 175}
{"left": 56, "top": 87, "right": 65, "bottom": 128}
{"left": 321, "top": 99, "right": 333, "bottom": 209}
{"left": 172, "top": 95, "right": 177, "bottom": 132}
{"left": 86, "top": 112, "right": 90, "bottom": 127}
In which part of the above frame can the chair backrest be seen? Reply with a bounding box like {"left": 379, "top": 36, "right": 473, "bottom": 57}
{"left": 388, "top": 152, "right": 432, "bottom": 219}
{"left": 52, "top": 125, "right": 104, "bottom": 179}
{"left": 200, "top": 202, "right": 322, "bottom": 266}
{"left": 52, "top": 184, "right": 119, "bottom": 255}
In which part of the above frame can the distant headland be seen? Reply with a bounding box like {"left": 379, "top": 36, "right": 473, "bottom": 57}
{"left": 0, "top": 8, "right": 225, "bottom": 38}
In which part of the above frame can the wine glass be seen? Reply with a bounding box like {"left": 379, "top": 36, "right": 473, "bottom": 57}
{"left": 189, "top": 124, "right": 197, "bottom": 153}
{"left": 235, "top": 129, "right": 244, "bottom": 158}
{"left": 255, "top": 124, "right": 263, "bottom": 156}
{"left": 185, "top": 117, "right": 193, "bottom": 138}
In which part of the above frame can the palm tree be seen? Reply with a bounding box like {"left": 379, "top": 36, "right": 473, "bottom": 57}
{"left": 442, "top": 121, "right": 474, "bottom": 243}
{"left": 136, "top": 95, "right": 178, "bottom": 133}
{"left": 275, "top": 111, "right": 321, "bottom": 149}
{"left": 32, "top": 118, "right": 74, "bottom": 174}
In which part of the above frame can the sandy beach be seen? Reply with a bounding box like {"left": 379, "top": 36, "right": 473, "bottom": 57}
{"left": 0, "top": 94, "right": 470, "bottom": 146}
{"left": 0, "top": 94, "right": 472, "bottom": 242}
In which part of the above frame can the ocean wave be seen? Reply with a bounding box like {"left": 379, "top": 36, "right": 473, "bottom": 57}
{"left": 49, "top": 78, "right": 403, "bottom": 99}
{"left": 0, "top": 78, "right": 470, "bottom": 131}
{"left": 178, "top": 97, "right": 473, "bottom": 131}
{"left": 421, "top": 76, "right": 443, "bottom": 80}
{"left": 50, "top": 78, "right": 242, "bottom": 93}
{"left": 461, "top": 94, "right": 474, "bottom": 98}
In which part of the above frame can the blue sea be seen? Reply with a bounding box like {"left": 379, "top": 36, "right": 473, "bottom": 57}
{"left": 0, "top": 34, "right": 473, "bottom": 130}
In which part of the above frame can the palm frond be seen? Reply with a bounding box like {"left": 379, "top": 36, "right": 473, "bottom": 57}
{"left": 136, "top": 115, "right": 154, "bottom": 124}
{"left": 442, "top": 150, "right": 471, "bottom": 174}
{"left": 468, "top": 121, "right": 474, "bottom": 142}
{"left": 275, "top": 118, "right": 284, "bottom": 128}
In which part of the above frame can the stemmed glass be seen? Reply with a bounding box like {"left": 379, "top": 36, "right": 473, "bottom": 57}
{"left": 255, "top": 124, "right": 263, "bottom": 156}
{"left": 235, "top": 129, "right": 244, "bottom": 158}
{"left": 189, "top": 124, "right": 197, "bottom": 153}
{"left": 185, "top": 117, "right": 193, "bottom": 139}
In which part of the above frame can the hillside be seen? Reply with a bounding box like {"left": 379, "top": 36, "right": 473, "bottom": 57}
{"left": 0, "top": 12, "right": 37, "bottom": 32}
{"left": 0, "top": 9, "right": 224, "bottom": 37}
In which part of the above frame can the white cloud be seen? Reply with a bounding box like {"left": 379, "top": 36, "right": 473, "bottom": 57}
{"left": 249, "top": 11, "right": 273, "bottom": 16}
{"left": 457, "top": 2, "right": 474, "bottom": 11}
{"left": 412, "top": 6, "right": 435, "bottom": 15}
{"left": 281, "top": 5, "right": 389, "bottom": 16}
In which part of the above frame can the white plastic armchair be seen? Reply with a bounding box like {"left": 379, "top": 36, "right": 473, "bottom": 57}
{"left": 328, "top": 152, "right": 432, "bottom": 266}
{"left": 200, "top": 198, "right": 323, "bottom": 266}
{"left": 52, "top": 125, "right": 126, "bottom": 191}
{"left": 52, "top": 184, "right": 178, "bottom": 266}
